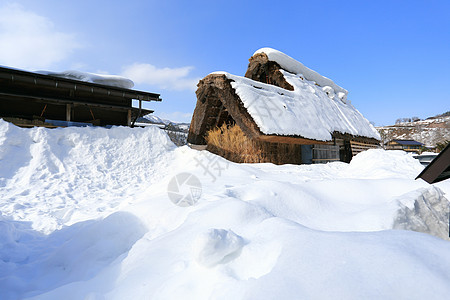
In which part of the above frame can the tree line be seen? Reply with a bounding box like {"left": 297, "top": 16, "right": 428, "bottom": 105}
{"left": 395, "top": 117, "right": 421, "bottom": 124}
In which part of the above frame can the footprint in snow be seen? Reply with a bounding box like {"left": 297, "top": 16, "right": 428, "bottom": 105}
{"left": 193, "top": 229, "right": 245, "bottom": 268}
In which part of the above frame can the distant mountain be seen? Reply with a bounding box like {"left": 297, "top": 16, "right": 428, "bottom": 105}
{"left": 138, "top": 115, "right": 172, "bottom": 125}
{"left": 136, "top": 114, "right": 190, "bottom": 146}
{"left": 428, "top": 111, "right": 450, "bottom": 119}
{"left": 377, "top": 113, "right": 450, "bottom": 148}
{"left": 138, "top": 114, "right": 190, "bottom": 128}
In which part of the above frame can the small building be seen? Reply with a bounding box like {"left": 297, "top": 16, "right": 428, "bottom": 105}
{"left": 385, "top": 139, "right": 423, "bottom": 153}
{"left": 0, "top": 66, "right": 161, "bottom": 127}
{"left": 416, "top": 144, "right": 450, "bottom": 183}
{"left": 188, "top": 48, "right": 380, "bottom": 165}
{"left": 413, "top": 153, "right": 438, "bottom": 166}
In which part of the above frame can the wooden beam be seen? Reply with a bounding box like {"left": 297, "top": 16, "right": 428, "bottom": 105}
{"left": 40, "top": 104, "right": 47, "bottom": 117}
{"left": 0, "top": 66, "right": 161, "bottom": 102}
{"left": 11, "top": 123, "right": 58, "bottom": 129}
{"left": 256, "top": 135, "right": 327, "bottom": 145}
{"left": 66, "top": 104, "right": 71, "bottom": 121}
{"left": 0, "top": 91, "right": 154, "bottom": 114}
{"left": 127, "top": 109, "right": 132, "bottom": 126}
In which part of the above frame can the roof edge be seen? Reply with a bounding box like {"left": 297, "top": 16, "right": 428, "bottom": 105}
{"left": 0, "top": 65, "right": 161, "bottom": 101}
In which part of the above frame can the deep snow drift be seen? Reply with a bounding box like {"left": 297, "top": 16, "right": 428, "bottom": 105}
{"left": 0, "top": 120, "right": 449, "bottom": 299}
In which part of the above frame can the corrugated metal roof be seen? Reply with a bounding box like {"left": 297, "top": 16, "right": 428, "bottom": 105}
{"left": 392, "top": 139, "right": 423, "bottom": 146}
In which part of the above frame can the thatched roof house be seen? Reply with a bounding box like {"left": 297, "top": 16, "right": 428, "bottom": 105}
{"left": 188, "top": 48, "right": 380, "bottom": 164}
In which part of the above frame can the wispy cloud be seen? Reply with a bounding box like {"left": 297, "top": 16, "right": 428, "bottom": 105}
{"left": 122, "top": 63, "right": 201, "bottom": 91}
{"left": 0, "top": 3, "right": 81, "bottom": 70}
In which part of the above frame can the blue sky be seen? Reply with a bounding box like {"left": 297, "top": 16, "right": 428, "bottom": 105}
{"left": 0, "top": 0, "right": 448, "bottom": 125}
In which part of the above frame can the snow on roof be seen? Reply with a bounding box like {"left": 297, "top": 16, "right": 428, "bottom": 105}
{"left": 254, "top": 48, "right": 348, "bottom": 103}
{"left": 215, "top": 70, "right": 380, "bottom": 141}
{"left": 36, "top": 70, "right": 134, "bottom": 89}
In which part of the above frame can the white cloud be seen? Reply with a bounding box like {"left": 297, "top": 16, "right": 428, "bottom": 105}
{"left": 0, "top": 3, "right": 80, "bottom": 70}
{"left": 122, "top": 63, "right": 201, "bottom": 91}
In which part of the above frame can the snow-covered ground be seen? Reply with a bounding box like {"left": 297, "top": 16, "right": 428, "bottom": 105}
{"left": 1, "top": 120, "right": 450, "bottom": 299}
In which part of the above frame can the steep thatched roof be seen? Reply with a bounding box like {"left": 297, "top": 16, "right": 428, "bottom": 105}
{"left": 189, "top": 73, "right": 324, "bottom": 145}
{"left": 247, "top": 48, "right": 348, "bottom": 100}
{"left": 188, "top": 48, "right": 380, "bottom": 145}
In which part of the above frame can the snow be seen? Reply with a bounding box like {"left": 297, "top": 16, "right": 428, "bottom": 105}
{"left": 377, "top": 115, "right": 450, "bottom": 148}
{"left": 216, "top": 71, "right": 380, "bottom": 141}
{"left": 1, "top": 120, "right": 450, "bottom": 299}
{"left": 209, "top": 48, "right": 379, "bottom": 141}
{"left": 0, "top": 120, "right": 174, "bottom": 233}
{"left": 254, "top": 48, "right": 348, "bottom": 101}
{"left": 143, "top": 114, "right": 172, "bottom": 125}
{"left": 193, "top": 229, "right": 245, "bottom": 268}
{"left": 140, "top": 115, "right": 190, "bottom": 131}
{"left": 36, "top": 70, "right": 135, "bottom": 89}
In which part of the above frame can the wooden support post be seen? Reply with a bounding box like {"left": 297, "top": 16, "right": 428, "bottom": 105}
{"left": 40, "top": 104, "right": 48, "bottom": 117}
{"left": 127, "top": 109, "right": 132, "bottom": 126}
{"left": 130, "top": 100, "right": 142, "bottom": 128}
{"left": 89, "top": 108, "right": 95, "bottom": 121}
{"left": 66, "top": 104, "right": 71, "bottom": 122}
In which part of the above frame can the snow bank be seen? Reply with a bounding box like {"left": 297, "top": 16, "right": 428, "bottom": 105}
{"left": 219, "top": 71, "right": 380, "bottom": 141}
{"left": 1, "top": 122, "right": 450, "bottom": 299}
{"left": 394, "top": 186, "right": 449, "bottom": 239}
{"left": 0, "top": 212, "right": 146, "bottom": 299}
{"left": 0, "top": 119, "right": 175, "bottom": 233}
{"left": 36, "top": 70, "right": 134, "bottom": 89}
{"left": 254, "top": 48, "right": 348, "bottom": 100}
{"left": 346, "top": 149, "right": 424, "bottom": 179}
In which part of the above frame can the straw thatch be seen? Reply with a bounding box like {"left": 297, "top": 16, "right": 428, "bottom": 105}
{"left": 187, "top": 51, "right": 380, "bottom": 165}
{"left": 244, "top": 52, "right": 294, "bottom": 90}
